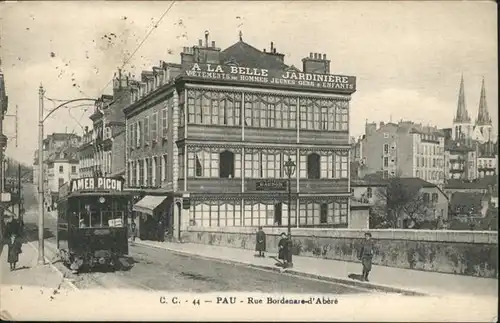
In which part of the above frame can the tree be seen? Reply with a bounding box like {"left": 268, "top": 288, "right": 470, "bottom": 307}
{"left": 375, "top": 177, "right": 433, "bottom": 229}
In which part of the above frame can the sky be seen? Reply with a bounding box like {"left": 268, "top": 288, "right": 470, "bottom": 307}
{"left": 0, "top": 1, "right": 497, "bottom": 165}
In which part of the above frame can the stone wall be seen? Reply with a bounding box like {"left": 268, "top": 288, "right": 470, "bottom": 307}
{"left": 181, "top": 226, "right": 498, "bottom": 278}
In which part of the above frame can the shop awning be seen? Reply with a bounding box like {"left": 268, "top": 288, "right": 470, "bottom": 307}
{"left": 132, "top": 195, "right": 168, "bottom": 216}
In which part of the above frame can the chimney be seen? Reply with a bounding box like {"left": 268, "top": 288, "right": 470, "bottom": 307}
{"left": 263, "top": 48, "right": 266, "bottom": 52}
{"left": 211, "top": 41, "right": 215, "bottom": 48}
{"left": 302, "top": 51, "right": 330, "bottom": 73}
{"left": 84, "top": 126, "right": 89, "bottom": 134}
{"left": 204, "top": 30, "right": 209, "bottom": 47}
{"left": 365, "top": 122, "right": 377, "bottom": 136}
{"left": 380, "top": 121, "right": 385, "bottom": 128}
{"left": 273, "top": 48, "right": 276, "bottom": 53}
{"left": 270, "top": 41, "right": 274, "bottom": 52}
{"left": 198, "top": 39, "right": 203, "bottom": 46}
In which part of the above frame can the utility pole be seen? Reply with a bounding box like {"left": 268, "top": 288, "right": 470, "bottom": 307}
{"left": 38, "top": 84, "right": 45, "bottom": 264}
{"left": 18, "top": 163, "right": 22, "bottom": 222}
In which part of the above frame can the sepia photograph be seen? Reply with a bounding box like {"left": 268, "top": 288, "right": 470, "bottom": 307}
{"left": 0, "top": 0, "right": 497, "bottom": 321}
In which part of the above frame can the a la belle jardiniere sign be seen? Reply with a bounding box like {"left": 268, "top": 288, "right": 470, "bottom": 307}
{"left": 183, "top": 63, "right": 357, "bottom": 94}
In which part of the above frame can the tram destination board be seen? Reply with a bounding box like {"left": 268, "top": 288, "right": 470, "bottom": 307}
{"left": 255, "top": 179, "right": 288, "bottom": 191}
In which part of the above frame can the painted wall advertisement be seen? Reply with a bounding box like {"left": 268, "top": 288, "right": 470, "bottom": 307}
{"left": 183, "top": 63, "right": 356, "bottom": 93}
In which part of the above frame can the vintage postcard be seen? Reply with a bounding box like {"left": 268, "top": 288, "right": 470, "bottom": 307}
{"left": 0, "top": 0, "right": 497, "bottom": 321}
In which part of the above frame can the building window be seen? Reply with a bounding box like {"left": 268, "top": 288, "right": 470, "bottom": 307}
{"left": 151, "top": 113, "right": 158, "bottom": 142}
{"left": 320, "top": 154, "right": 334, "bottom": 179}
{"left": 136, "top": 121, "right": 142, "bottom": 147}
{"left": 262, "top": 152, "right": 282, "bottom": 178}
{"left": 188, "top": 149, "right": 219, "bottom": 178}
{"left": 367, "top": 187, "right": 372, "bottom": 198}
{"left": 128, "top": 123, "right": 133, "bottom": 149}
{"left": 71, "top": 166, "right": 76, "bottom": 174}
{"left": 188, "top": 91, "right": 242, "bottom": 126}
{"left": 384, "top": 144, "right": 389, "bottom": 154}
{"left": 423, "top": 193, "right": 430, "bottom": 204}
{"left": 144, "top": 116, "right": 150, "bottom": 144}
{"left": 431, "top": 193, "right": 438, "bottom": 203}
{"left": 335, "top": 102, "right": 348, "bottom": 131}
{"left": 138, "top": 160, "right": 144, "bottom": 186}
{"left": 383, "top": 133, "right": 389, "bottom": 138}
{"left": 307, "top": 153, "right": 321, "bottom": 179}
{"left": 219, "top": 150, "right": 235, "bottom": 178}
{"left": 59, "top": 166, "right": 64, "bottom": 173}
{"left": 334, "top": 152, "right": 349, "bottom": 178}
{"left": 161, "top": 154, "right": 167, "bottom": 181}
{"left": 383, "top": 157, "right": 389, "bottom": 167}
{"left": 162, "top": 108, "right": 169, "bottom": 138}
{"left": 152, "top": 157, "right": 158, "bottom": 186}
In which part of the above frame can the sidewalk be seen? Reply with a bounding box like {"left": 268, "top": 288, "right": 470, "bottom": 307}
{"left": 132, "top": 239, "right": 498, "bottom": 297}
{"left": 0, "top": 238, "right": 76, "bottom": 291}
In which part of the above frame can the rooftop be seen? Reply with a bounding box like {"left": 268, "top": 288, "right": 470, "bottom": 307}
{"left": 445, "top": 176, "right": 498, "bottom": 189}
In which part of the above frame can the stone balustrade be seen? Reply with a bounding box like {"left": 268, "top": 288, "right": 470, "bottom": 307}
{"left": 181, "top": 226, "right": 498, "bottom": 278}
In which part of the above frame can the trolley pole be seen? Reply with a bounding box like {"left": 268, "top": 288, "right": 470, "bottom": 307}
{"left": 38, "top": 84, "right": 45, "bottom": 264}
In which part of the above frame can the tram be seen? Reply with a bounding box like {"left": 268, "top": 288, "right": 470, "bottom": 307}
{"left": 56, "top": 176, "right": 131, "bottom": 273}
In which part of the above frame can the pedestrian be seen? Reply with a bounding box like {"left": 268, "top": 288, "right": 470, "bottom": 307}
{"left": 158, "top": 219, "right": 165, "bottom": 242}
{"left": 7, "top": 234, "right": 22, "bottom": 271}
{"left": 358, "top": 232, "right": 375, "bottom": 282}
{"left": 130, "top": 221, "right": 137, "bottom": 243}
{"left": 278, "top": 232, "right": 288, "bottom": 267}
{"left": 255, "top": 226, "right": 266, "bottom": 257}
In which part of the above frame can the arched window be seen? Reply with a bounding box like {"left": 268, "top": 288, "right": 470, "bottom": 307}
{"left": 219, "top": 150, "right": 235, "bottom": 178}
{"left": 195, "top": 155, "right": 202, "bottom": 177}
{"left": 307, "top": 153, "right": 321, "bottom": 179}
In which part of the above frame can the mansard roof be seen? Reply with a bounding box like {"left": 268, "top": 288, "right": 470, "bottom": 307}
{"left": 221, "top": 40, "right": 289, "bottom": 71}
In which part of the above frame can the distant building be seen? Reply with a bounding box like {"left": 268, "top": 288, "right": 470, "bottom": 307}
{"left": 443, "top": 175, "right": 497, "bottom": 195}
{"left": 78, "top": 73, "right": 131, "bottom": 181}
{"left": 35, "top": 133, "right": 81, "bottom": 207}
{"left": 360, "top": 120, "right": 445, "bottom": 185}
{"left": 44, "top": 144, "right": 80, "bottom": 208}
{"left": 352, "top": 176, "right": 449, "bottom": 228}
{"left": 445, "top": 75, "right": 497, "bottom": 181}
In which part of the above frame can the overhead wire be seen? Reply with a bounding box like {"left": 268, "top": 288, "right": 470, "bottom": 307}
{"left": 38, "top": 1, "right": 176, "bottom": 175}
{"left": 63, "top": 1, "right": 176, "bottom": 141}
{"left": 95, "top": 1, "right": 176, "bottom": 98}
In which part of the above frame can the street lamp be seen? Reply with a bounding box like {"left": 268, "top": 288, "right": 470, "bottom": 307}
{"left": 284, "top": 157, "right": 296, "bottom": 268}
{"left": 37, "top": 84, "right": 97, "bottom": 264}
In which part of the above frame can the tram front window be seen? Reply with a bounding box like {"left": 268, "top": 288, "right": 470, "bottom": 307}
{"left": 76, "top": 196, "right": 125, "bottom": 228}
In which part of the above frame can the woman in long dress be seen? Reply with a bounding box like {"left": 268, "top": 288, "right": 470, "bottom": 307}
{"left": 278, "top": 232, "right": 288, "bottom": 266}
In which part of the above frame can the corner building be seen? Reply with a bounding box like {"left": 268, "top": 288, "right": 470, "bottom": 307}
{"left": 124, "top": 33, "right": 356, "bottom": 239}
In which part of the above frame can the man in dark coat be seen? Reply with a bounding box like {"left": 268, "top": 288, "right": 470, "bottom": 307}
{"left": 7, "top": 234, "right": 22, "bottom": 271}
{"left": 358, "top": 232, "right": 375, "bottom": 281}
{"left": 278, "top": 232, "right": 288, "bottom": 267}
{"left": 255, "top": 226, "right": 266, "bottom": 257}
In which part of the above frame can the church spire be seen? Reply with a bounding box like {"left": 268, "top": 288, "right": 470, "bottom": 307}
{"left": 454, "top": 74, "right": 471, "bottom": 123}
{"left": 476, "top": 77, "right": 491, "bottom": 126}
